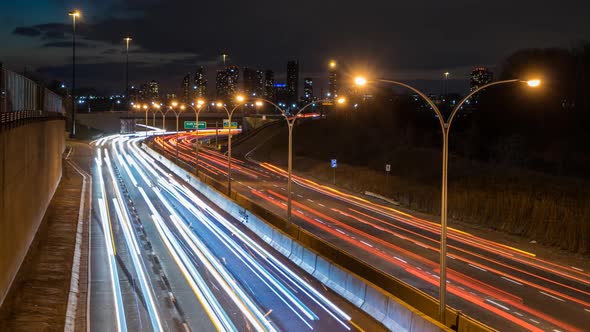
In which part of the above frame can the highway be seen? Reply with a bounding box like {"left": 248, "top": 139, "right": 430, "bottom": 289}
{"left": 152, "top": 127, "right": 590, "bottom": 332}
{"left": 88, "top": 133, "right": 383, "bottom": 331}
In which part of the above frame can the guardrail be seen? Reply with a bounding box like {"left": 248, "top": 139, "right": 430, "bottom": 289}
{"left": 147, "top": 141, "right": 495, "bottom": 332}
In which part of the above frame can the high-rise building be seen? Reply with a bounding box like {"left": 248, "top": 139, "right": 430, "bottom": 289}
{"left": 303, "top": 77, "right": 313, "bottom": 102}
{"left": 274, "top": 83, "right": 289, "bottom": 105}
{"left": 139, "top": 83, "right": 148, "bottom": 101}
{"left": 254, "top": 70, "right": 264, "bottom": 97}
{"left": 328, "top": 60, "right": 338, "bottom": 99}
{"left": 216, "top": 70, "right": 228, "bottom": 99}
{"left": 226, "top": 66, "right": 239, "bottom": 98}
{"left": 264, "top": 69, "right": 275, "bottom": 100}
{"left": 194, "top": 66, "right": 207, "bottom": 98}
{"left": 470, "top": 67, "right": 494, "bottom": 91}
{"left": 148, "top": 80, "right": 159, "bottom": 101}
{"left": 286, "top": 60, "right": 299, "bottom": 103}
{"left": 243, "top": 67, "right": 257, "bottom": 97}
{"left": 182, "top": 72, "right": 191, "bottom": 102}
{"left": 216, "top": 66, "right": 239, "bottom": 100}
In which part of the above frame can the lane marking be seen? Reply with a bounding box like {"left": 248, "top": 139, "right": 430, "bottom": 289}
{"left": 307, "top": 199, "right": 314, "bottom": 203}
{"left": 539, "top": 291, "right": 565, "bottom": 302}
{"left": 514, "top": 312, "right": 523, "bottom": 317}
{"left": 571, "top": 266, "right": 584, "bottom": 272}
{"left": 318, "top": 203, "right": 325, "bottom": 207}
{"left": 585, "top": 308, "right": 590, "bottom": 313}
{"left": 529, "top": 318, "right": 540, "bottom": 324}
{"left": 468, "top": 264, "right": 488, "bottom": 272}
{"left": 501, "top": 276, "right": 523, "bottom": 286}
{"left": 360, "top": 240, "right": 374, "bottom": 248}
{"left": 393, "top": 256, "right": 407, "bottom": 264}
{"left": 485, "top": 299, "right": 510, "bottom": 311}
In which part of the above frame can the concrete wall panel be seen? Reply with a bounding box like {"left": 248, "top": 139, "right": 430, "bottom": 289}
{"left": 0, "top": 119, "right": 65, "bottom": 306}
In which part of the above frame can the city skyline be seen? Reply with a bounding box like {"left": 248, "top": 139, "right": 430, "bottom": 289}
{"left": 2, "top": 1, "right": 589, "bottom": 93}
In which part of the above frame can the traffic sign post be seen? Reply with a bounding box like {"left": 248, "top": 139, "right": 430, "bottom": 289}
{"left": 184, "top": 121, "right": 207, "bottom": 130}
{"left": 223, "top": 119, "right": 238, "bottom": 129}
{"left": 331, "top": 159, "right": 337, "bottom": 185}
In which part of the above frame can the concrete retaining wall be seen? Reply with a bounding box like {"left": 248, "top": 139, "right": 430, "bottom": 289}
{"left": 0, "top": 119, "right": 65, "bottom": 306}
{"left": 144, "top": 144, "right": 451, "bottom": 332}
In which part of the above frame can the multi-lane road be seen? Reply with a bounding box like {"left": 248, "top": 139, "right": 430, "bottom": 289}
{"left": 88, "top": 133, "right": 385, "bottom": 331}
{"left": 151, "top": 126, "right": 590, "bottom": 332}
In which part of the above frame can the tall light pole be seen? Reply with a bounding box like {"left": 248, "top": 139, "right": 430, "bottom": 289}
{"left": 216, "top": 95, "right": 245, "bottom": 196}
{"left": 124, "top": 37, "right": 132, "bottom": 115}
{"left": 252, "top": 97, "right": 346, "bottom": 223}
{"left": 167, "top": 101, "right": 184, "bottom": 162}
{"left": 183, "top": 100, "right": 206, "bottom": 176}
{"left": 354, "top": 76, "right": 541, "bottom": 325}
{"left": 68, "top": 10, "right": 80, "bottom": 138}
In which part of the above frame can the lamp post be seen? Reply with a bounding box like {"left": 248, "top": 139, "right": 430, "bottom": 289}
{"left": 354, "top": 76, "right": 541, "bottom": 325}
{"left": 216, "top": 95, "right": 246, "bottom": 196}
{"left": 124, "top": 37, "right": 132, "bottom": 108}
{"left": 252, "top": 97, "right": 346, "bottom": 223}
{"left": 182, "top": 100, "right": 206, "bottom": 176}
{"left": 167, "top": 101, "right": 184, "bottom": 162}
{"left": 68, "top": 10, "right": 80, "bottom": 138}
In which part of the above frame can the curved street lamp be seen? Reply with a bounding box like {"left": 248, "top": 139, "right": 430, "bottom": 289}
{"left": 355, "top": 75, "right": 541, "bottom": 325}
{"left": 216, "top": 95, "right": 246, "bottom": 195}
{"left": 181, "top": 100, "right": 206, "bottom": 175}
{"left": 250, "top": 97, "right": 346, "bottom": 223}
{"left": 166, "top": 102, "right": 185, "bottom": 162}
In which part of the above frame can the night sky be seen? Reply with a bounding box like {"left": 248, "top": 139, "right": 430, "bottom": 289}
{"left": 1, "top": 0, "right": 589, "bottom": 94}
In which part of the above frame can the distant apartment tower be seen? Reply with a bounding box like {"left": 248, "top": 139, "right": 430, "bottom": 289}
{"left": 243, "top": 67, "right": 257, "bottom": 97}
{"left": 216, "top": 70, "right": 228, "bottom": 99}
{"left": 328, "top": 60, "right": 338, "bottom": 99}
{"left": 148, "top": 80, "right": 159, "bottom": 100}
{"left": 194, "top": 66, "right": 207, "bottom": 98}
{"left": 470, "top": 67, "right": 494, "bottom": 91}
{"left": 255, "top": 70, "right": 264, "bottom": 97}
{"left": 182, "top": 73, "right": 191, "bottom": 102}
{"left": 286, "top": 60, "right": 299, "bottom": 103}
{"left": 226, "top": 66, "right": 239, "bottom": 98}
{"left": 303, "top": 77, "right": 313, "bottom": 102}
{"left": 264, "top": 69, "right": 275, "bottom": 100}
{"left": 216, "top": 66, "right": 239, "bottom": 100}
{"left": 274, "top": 83, "right": 289, "bottom": 104}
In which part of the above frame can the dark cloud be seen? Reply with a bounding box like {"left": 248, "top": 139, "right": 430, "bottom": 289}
{"left": 41, "top": 41, "right": 94, "bottom": 48}
{"left": 13, "top": 26, "right": 41, "bottom": 37}
{"left": 9, "top": 0, "right": 590, "bottom": 93}
{"left": 13, "top": 22, "right": 69, "bottom": 40}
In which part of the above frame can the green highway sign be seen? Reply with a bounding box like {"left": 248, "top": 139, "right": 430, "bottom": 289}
{"left": 223, "top": 119, "right": 238, "bottom": 129}
{"left": 184, "top": 121, "right": 207, "bottom": 129}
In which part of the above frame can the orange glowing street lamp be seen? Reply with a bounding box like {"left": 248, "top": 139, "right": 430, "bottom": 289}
{"left": 354, "top": 75, "right": 541, "bottom": 325}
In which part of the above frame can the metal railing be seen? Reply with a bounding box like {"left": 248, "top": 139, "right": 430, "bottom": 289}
{"left": 0, "top": 66, "right": 66, "bottom": 114}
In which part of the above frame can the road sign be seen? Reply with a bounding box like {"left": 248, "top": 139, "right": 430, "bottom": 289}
{"left": 331, "top": 159, "right": 337, "bottom": 168}
{"left": 223, "top": 119, "right": 238, "bottom": 129}
{"left": 386, "top": 164, "right": 391, "bottom": 172}
{"left": 185, "top": 121, "right": 207, "bottom": 129}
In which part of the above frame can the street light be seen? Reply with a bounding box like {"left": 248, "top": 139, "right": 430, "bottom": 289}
{"left": 167, "top": 101, "right": 184, "bottom": 162}
{"left": 68, "top": 10, "right": 80, "bottom": 138}
{"left": 182, "top": 101, "right": 206, "bottom": 176}
{"left": 354, "top": 75, "right": 541, "bottom": 325}
{"left": 124, "top": 37, "right": 132, "bottom": 110}
{"left": 253, "top": 97, "right": 346, "bottom": 223}
{"left": 216, "top": 95, "right": 246, "bottom": 195}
